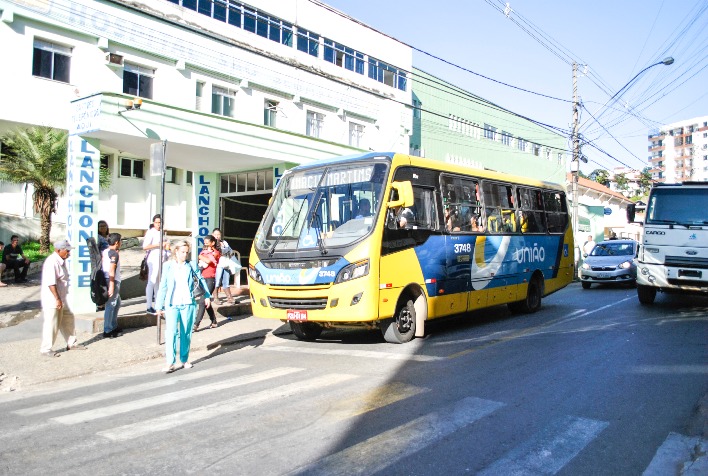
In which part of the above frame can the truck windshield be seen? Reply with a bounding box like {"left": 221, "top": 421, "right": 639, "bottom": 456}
{"left": 646, "top": 188, "right": 708, "bottom": 225}
{"left": 255, "top": 162, "right": 389, "bottom": 253}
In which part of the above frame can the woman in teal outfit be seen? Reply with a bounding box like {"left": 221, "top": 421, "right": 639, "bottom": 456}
{"left": 156, "top": 239, "right": 212, "bottom": 373}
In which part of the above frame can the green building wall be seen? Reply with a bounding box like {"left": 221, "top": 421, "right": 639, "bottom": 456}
{"left": 410, "top": 68, "right": 567, "bottom": 184}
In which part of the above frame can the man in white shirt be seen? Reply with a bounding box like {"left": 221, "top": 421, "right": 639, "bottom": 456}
{"left": 583, "top": 234, "right": 596, "bottom": 256}
{"left": 39, "top": 239, "right": 87, "bottom": 357}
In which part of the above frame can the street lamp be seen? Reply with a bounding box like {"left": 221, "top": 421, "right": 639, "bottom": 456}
{"left": 570, "top": 57, "right": 674, "bottom": 272}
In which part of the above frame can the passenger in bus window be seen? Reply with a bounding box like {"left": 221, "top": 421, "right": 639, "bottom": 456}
{"left": 470, "top": 214, "right": 484, "bottom": 232}
{"left": 355, "top": 198, "right": 371, "bottom": 218}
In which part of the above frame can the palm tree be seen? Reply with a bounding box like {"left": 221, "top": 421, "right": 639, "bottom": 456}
{"left": 0, "top": 126, "right": 111, "bottom": 254}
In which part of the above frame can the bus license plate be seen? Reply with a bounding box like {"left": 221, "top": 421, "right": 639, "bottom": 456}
{"left": 287, "top": 310, "right": 308, "bottom": 321}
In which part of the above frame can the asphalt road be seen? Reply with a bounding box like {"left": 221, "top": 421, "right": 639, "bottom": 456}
{"left": 0, "top": 283, "right": 705, "bottom": 475}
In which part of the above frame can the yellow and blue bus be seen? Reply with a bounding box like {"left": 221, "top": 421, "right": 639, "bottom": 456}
{"left": 248, "top": 152, "right": 574, "bottom": 343}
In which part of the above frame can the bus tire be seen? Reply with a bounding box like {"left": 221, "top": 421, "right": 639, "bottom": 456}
{"left": 382, "top": 299, "right": 416, "bottom": 344}
{"left": 509, "top": 275, "right": 543, "bottom": 314}
{"left": 289, "top": 321, "right": 323, "bottom": 341}
{"left": 637, "top": 285, "right": 656, "bottom": 305}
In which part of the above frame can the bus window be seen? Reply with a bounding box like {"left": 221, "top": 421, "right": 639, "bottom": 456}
{"left": 483, "top": 182, "right": 516, "bottom": 233}
{"left": 544, "top": 191, "right": 568, "bottom": 233}
{"left": 517, "top": 187, "right": 547, "bottom": 233}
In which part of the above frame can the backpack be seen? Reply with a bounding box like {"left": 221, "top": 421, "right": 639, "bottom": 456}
{"left": 87, "top": 237, "right": 108, "bottom": 305}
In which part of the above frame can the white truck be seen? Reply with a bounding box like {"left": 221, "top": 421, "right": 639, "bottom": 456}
{"left": 630, "top": 182, "right": 708, "bottom": 304}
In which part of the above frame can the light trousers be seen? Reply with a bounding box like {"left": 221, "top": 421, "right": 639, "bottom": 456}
{"left": 40, "top": 306, "right": 77, "bottom": 353}
{"left": 164, "top": 304, "right": 196, "bottom": 366}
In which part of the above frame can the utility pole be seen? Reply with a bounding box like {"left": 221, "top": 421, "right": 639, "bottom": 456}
{"left": 571, "top": 62, "right": 580, "bottom": 273}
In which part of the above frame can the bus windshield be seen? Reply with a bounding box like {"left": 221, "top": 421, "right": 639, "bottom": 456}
{"left": 646, "top": 188, "right": 708, "bottom": 226}
{"left": 255, "top": 162, "right": 389, "bottom": 254}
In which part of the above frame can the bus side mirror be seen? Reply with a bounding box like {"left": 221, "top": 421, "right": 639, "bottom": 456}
{"left": 388, "top": 181, "right": 414, "bottom": 209}
{"left": 626, "top": 203, "right": 636, "bottom": 223}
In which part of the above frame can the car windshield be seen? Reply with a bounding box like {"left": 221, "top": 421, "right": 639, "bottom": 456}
{"left": 254, "top": 161, "right": 389, "bottom": 254}
{"left": 590, "top": 242, "right": 634, "bottom": 257}
{"left": 646, "top": 188, "right": 708, "bottom": 225}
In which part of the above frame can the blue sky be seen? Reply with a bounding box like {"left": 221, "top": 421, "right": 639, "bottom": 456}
{"left": 322, "top": 0, "right": 708, "bottom": 176}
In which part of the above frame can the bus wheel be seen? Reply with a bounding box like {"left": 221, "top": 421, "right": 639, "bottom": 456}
{"left": 510, "top": 276, "right": 543, "bottom": 314}
{"left": 637, "top": 285, "right": 657, "bottom": 305}
{"left": 289, "top": 321, "right": 323, "bottom": 341}
{"left": 382, "top": 300, "right": 416, "bottom": 344}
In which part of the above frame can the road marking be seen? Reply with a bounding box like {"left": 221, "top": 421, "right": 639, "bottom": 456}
{"left": 97, "top": 373, "right": 357, "bottom": 441}
{"left": 629, "top": 365, "right": 708, "bottom": 375}
{"left": 642, "top": 432, "right": 707, "bottom": 476}
{"left": 290, "top": 396, "right": 504, "bottom": 476}
{"left": 327, "top": 382, "right": 429, "bottom": 420}
{"left": 262, "top": 345, "right": 444, "bottom": 362}
{"left": 14, "top": 362, "right": 252, "bottom": 416}
{"left": 478, "top": 415, "right": 608, "bottom": 475}
{"left": 51, "top": 367, "right": 303, "bottom": 425}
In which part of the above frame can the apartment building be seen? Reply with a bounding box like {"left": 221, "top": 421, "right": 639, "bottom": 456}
{"left": 648, "top": 116, "right": 708, "bottom": 183}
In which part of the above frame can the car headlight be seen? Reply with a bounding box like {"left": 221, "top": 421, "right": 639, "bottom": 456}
{"left": 581, "top": 262, "right": 590, "bottom": 270}
{"left": 618, "top": 261, "right": 632, "bottom": 270}
{"left": 248, "top": 265, "right": 264, "bottom": 284}
{"left": 335, "top": 259, "right": 369, "bottom": 283}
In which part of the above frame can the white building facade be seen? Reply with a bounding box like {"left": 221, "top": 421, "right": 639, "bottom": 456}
{"left": 648, "top": 116, "right": 708, "bottom": 183}
{"left": 0, "top": 0, "right": 412, "bottom": 247}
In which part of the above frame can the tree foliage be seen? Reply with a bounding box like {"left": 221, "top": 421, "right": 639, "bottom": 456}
{"left": 589, "top": 169, "right": 610, "bottom": 187}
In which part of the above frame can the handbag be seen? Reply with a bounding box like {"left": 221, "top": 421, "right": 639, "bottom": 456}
{"left": 190, "top": 266, "right": 206, "bottom": 301}
{"left": 139, "top": 252, "right": 149, "bottom": 281}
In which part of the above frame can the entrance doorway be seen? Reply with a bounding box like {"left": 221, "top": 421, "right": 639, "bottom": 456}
{"left": 221, "top": 194, "right": 270, "bottom": 268}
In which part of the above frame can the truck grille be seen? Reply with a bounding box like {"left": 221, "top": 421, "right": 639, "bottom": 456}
{"left": 268, "top": 297, "right": 328, "bottom": 310}
{"left": 665, "top": 256, "right": 708, "bottom": 269}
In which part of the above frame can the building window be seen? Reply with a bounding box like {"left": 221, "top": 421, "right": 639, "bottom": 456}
{"left": 220, "top": 169, "right": 274, "bottom": 194}
{"left": 165, "top": 166, "right": 177, "bottom": 184}
{"left": 517, "top": 138, "right": 527, "bottom": 151}
{"left": 349, "top": 122, "right": 364, "bottom": 147}
{"left": 242, "top": 6, "right": 293, "bottom": 45}
{"left": 532, "top": 144, "right": 541, "bottom": 156}
{"left": 32, "top": 39, "right": 71, "bottom": 83}
{"left": 264, "top": 100, "right": 278, "bottom": 127}
{"left": 413, "top": 99, "right": 422, "bottom": 119}
{"left": 123, "top": 63, "right": 154, "bottom": 99}
{"left": 100, "top": 154, "right": 110, "bottom": 172}
{"left": 368, "top": 57, "right": 407, "bottom": 91}
{"left": 501, "top": 131, "right": 512, "bottom": 146}
{"left": 212, "top": 86, "right": 236, "bottom": 117}
{"left": 119, "top": 157, "right": 144, "bottom": 179}
{"left": 186, "top": 171, "right": 193, "bottom": 185}
{"left": 297, "top": 28, "right": 319, "bottom": 57}
{"left": 483, "top": 124, "right": 497, "bottom": 140}
{"left": 196, "top": 81, "right": 204, "bottom": 110}
{"left": 306, "top": 111, "right": 324, "bottom": 138}
{"left": 323, "top": 40, "right": 365, "bottom": 74}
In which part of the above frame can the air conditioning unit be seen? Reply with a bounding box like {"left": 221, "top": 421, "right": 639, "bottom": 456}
{"left": 106, "top": 53, "right": 124, "bottom": 67}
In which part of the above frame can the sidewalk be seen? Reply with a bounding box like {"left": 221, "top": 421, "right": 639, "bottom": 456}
{"left": 0, "top": 244, "right": 291, "bottom": 392}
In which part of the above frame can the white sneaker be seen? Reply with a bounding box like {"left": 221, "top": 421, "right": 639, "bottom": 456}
{"left": 182, "top": 362, "right": 193, "bottom": 369}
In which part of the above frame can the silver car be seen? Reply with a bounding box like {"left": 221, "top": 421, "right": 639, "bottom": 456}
{"left": 580, "top": 239, "right": 638, "bottom": 289}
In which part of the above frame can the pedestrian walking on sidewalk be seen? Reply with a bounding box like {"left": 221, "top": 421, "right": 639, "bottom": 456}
{"left": 143, "top": 214, "right": 170, "bottom": 313}
{"left": 39, "top": 239, "right": 87, "bottom": 357}
{"left": 193, "top": 234, "right": 220, "bottom": 332}
{"left": 156, "top": 239, "right": 211, "bottom": 373}
{"left": 212, "top": 227, "right": 235, "bottom": 304}
{"left": 0, "top": 241, "right": 7, "bottom": 287}
{"left": 95, "top": 220, "right": 110, "bottom": 311}
{"left": 102, "top": 233, "right": 123, "bottom": 339}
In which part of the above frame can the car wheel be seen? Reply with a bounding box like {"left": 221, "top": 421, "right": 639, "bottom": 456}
{"left": 637, "top": 285, "right": 656, "bottom": 305}
{"left": 581, "top": 281, "right": 591, "bottom": 289}
{"left": 289, "top": 321, "right": 323, "bottom": 341}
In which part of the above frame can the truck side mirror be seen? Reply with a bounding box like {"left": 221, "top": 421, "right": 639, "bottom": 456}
{"left": 626, "top": 203, "right": 636, "bottom": 223}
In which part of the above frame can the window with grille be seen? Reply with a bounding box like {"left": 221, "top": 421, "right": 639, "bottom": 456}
{"left": 306, "top": 111, "right": 324, "bottom": 138}
{"left": 32, "top": 39, "right": 71, "bottom": 83}
{"left": 119, "top": 157, "right": 144, "bottom": 179}
{"left": 349, "top": 122, "right": 364, "bottom": 147}
{"left": 264, "top": 100, "right": 278, "bottom": 127}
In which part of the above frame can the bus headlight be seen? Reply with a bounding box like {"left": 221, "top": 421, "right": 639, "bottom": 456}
{"left": 249, "top": 265, "right": 264, "bottom": 284}
{"left": 335, "top": 259, "right": 369, "bottom": 284}
{"left": 618, "top": 261, "right": 632, "bottom": 270}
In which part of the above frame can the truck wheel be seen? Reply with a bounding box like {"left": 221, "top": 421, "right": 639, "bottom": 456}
{"left": 381, "top": 300, "right": 416, "bottom": 344}
{"left": 289, "top": 321, "right": 323, "bottom": 341}
{"left": 637, "top": 285, "right": 657, "bottom": 305}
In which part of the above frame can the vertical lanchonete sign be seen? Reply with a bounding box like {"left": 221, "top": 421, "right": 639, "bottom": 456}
{"left": 66, "top": 95, "right": 102, "bottom": 313}
{"left": 193, "top": 172, "right": 218, "bottom": 254}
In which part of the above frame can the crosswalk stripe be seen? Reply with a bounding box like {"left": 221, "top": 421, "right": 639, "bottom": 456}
{"left": 262, "top": 345, "right": 444, "bottom": 362}
{"left": 291, "top": 396, "right": 504, "bottom": 476}
{"left": 478, "top": 415, "right": 608, "bottom": 475}
{"left": 51, "top": 367, "right": 303, "bottom": 425}
{"left": 97, "top": 373, "right": 357, "bottom": 441}
{"left": 14, "top": 362, "right": 252, "bottom": 416}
